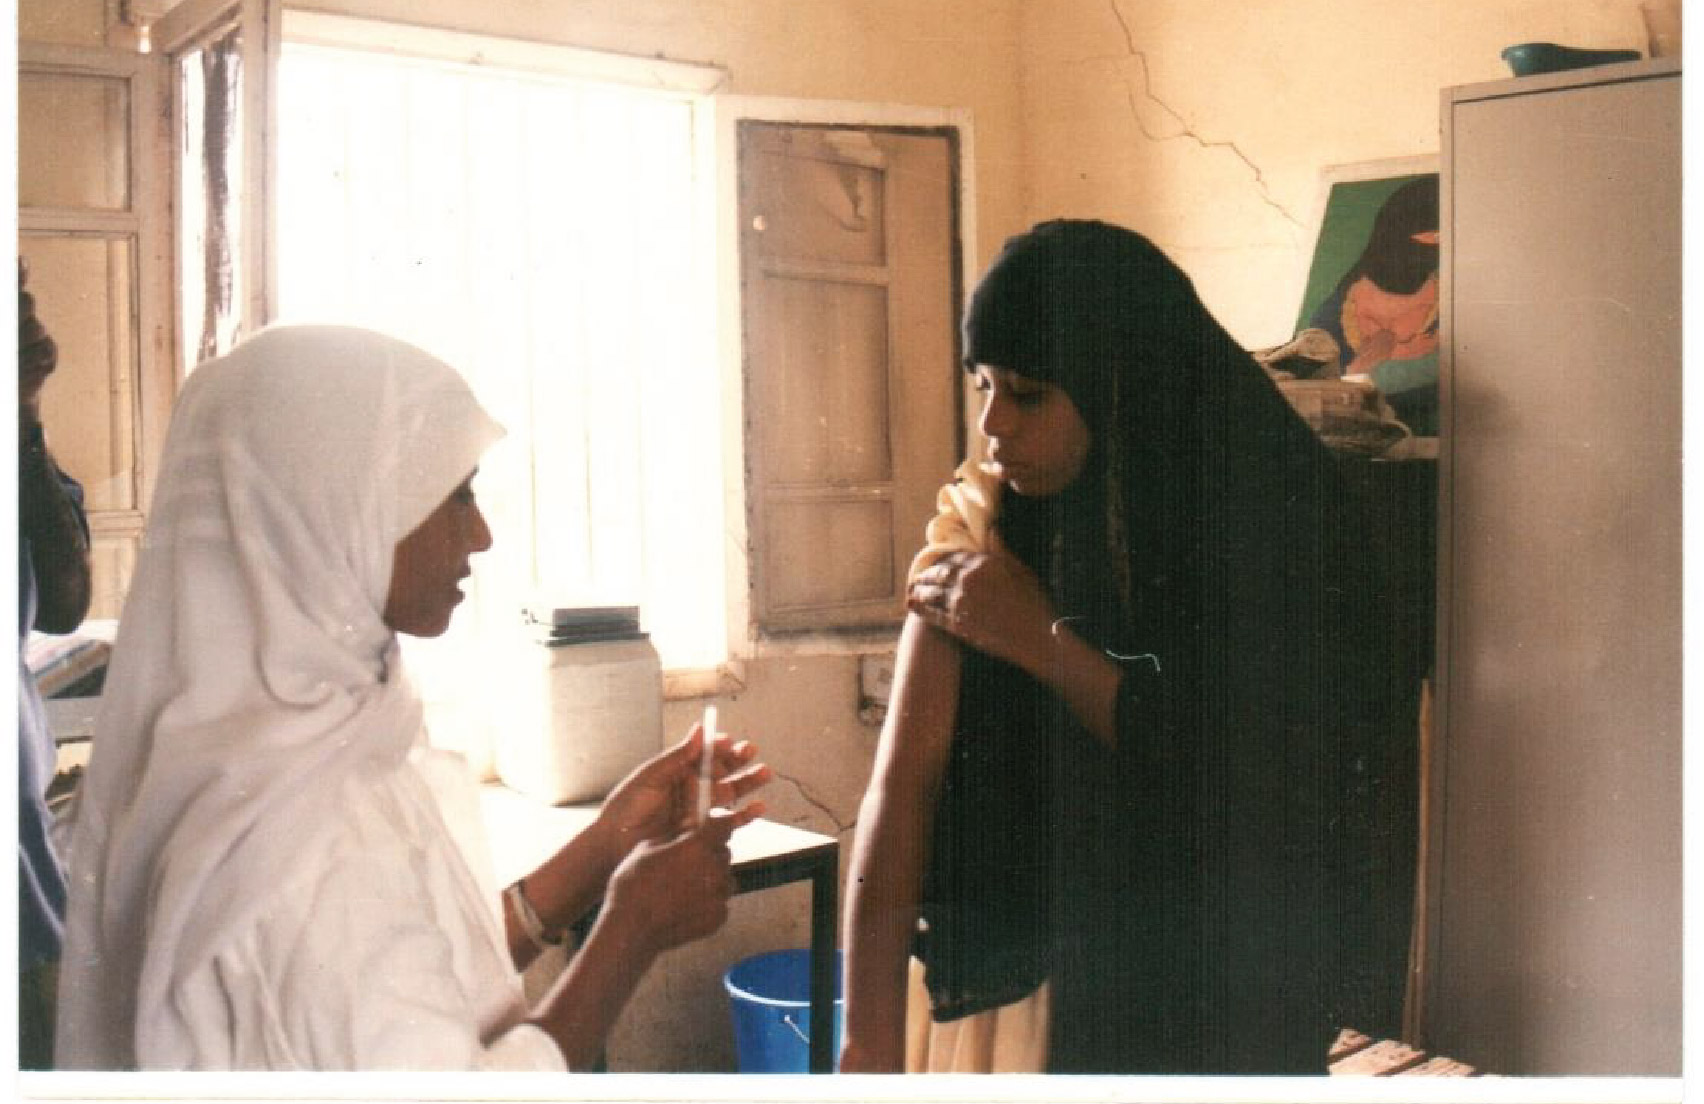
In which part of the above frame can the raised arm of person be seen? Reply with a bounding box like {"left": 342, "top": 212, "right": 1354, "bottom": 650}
{"left": 839, "top": 613, "right": 963, "bottom": 1072}
{"left": 909, "top": 531, "right": 1122, "bottom": 749}
{"left": 20, "top": 430, "right": 92, "bottom": 634}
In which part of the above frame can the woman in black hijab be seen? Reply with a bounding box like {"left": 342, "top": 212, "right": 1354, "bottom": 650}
{"left": 842, "top": 220, "right": 1401, "bottom": 1074}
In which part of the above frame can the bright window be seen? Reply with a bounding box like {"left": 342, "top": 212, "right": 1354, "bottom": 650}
{"left": 274, "top": 38, "right": 726, "bottom": 695}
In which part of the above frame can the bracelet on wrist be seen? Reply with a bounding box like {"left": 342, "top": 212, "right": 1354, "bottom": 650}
{"left": 505, "top": 878, "right": 567, "bottom": 953}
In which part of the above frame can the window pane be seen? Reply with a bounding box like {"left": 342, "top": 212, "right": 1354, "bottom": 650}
{"left": 275, "top": 43, "right": 720, "bottom": 670}
{"left": 19, "top": 72, "right": 130, "bottom": 211}
{"left": 19, "top": 234, "right": 139, "bottom": 515}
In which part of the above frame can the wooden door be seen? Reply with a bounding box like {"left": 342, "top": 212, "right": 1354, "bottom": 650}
{"left": 738, "top": 124, "right": 959, "bottom": 633}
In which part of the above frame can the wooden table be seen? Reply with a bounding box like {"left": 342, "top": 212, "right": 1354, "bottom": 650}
{"left": 480, "top": 785, "right": 841, "bottom": 1072}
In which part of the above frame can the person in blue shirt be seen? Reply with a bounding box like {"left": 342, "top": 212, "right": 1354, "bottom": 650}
{"left": 18, "top": 265, "right": 92, "bottom": 1069}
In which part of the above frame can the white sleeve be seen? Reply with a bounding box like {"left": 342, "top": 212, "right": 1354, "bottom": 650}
{"left": 162, "top": 840, "right": 566, "bottom": 1071}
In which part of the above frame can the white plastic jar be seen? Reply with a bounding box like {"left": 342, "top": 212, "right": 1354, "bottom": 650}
{"left": 494, "top": 634, "right": 663, "bottom": 805}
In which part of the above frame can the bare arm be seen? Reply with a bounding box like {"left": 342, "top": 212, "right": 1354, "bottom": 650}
{"left": 839, "top": 614, "right": 962, "bottom": 1072}
{"left": 501, "top": 820, "right": 617, "bottom": 972}
{"left": 524, "top": 902, "right": 656, "bottom": 1070}
{"left": 910, "top": 534, "right": 1122, "bottom": 748}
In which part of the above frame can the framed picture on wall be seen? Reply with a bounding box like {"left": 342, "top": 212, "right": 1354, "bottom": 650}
{"left": 1296, "top": 155, "right": 1439, "bottom": 437}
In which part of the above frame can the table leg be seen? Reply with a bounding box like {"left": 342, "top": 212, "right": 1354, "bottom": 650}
{"left": 808, "top": 857, "right": 838, "bottom": 1073}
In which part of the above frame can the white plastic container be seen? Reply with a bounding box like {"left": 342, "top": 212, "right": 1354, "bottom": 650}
{"left": 494, "top": 634, "right": 663, "bottom": 805}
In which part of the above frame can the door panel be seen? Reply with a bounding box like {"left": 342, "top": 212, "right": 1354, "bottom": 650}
{"left": 18, "top": 71, "right": 131, "bottom": 210}
{"left": 764, "top": 276, "right": 893, "bottom": 484}
{"left": 739, "top": 123, "right": 958, "bottom": 633}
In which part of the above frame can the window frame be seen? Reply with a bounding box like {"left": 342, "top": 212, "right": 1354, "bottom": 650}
{"left": 279, "top": 9, "right": 727, "bottom": 96}
{"left": 154, "top": 0, "right": 281, "bottom": 356}
{"left": 18, "top": 40, "right": 174, "bottom": 620}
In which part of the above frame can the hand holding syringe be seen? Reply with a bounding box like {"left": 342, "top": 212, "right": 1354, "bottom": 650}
{"left": 506, "top": 713, "right": 770, "bottom": 979}
{"left": 681, "top": 704, "right": 770, "bottom": 833}
{"left": 579, "top": 713, "right": 770, "bottom": 862}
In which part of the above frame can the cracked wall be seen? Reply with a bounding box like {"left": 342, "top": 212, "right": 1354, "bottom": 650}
{"left": 1018, "top": 0, "right": 1647, "bottom": 347}
{"left": 32, "top": 0, "right": 1655, "bottom": 1076}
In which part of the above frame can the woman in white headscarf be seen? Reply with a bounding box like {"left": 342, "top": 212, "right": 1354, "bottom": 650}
{"left": 54, "top": 325, "right": 768, "bottom": 1070}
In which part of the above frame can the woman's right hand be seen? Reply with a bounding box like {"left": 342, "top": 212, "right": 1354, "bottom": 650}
{"left": 908, "top": 529, "right": 1058, "bottom": 676}
{"left": 601, "top": 805, "right": 760, "bottom": 956}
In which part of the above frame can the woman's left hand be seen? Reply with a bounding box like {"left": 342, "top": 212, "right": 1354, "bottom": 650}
{"left": 907, "top": 530, "right": 1058, "bottom": 675}
{"left": 596, "top": 722, "right": 771, "bottom": 867}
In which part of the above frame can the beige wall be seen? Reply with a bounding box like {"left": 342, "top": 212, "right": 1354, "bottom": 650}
{"left": 1018, "top": 0, "right": 1648, "bottom": 346}
{"left": 20, "top": 0, "right": 1665, "bottom": 1076}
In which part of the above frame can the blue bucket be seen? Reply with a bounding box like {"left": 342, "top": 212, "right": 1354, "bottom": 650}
{"left": 723, "top": 949, "right": 843, "bottom": 1073}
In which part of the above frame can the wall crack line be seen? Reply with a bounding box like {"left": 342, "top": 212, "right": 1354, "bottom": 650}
{"left": 770, "top": 768, "right": 852, "bottom": 835}
{"left": 1108, "top": 0, "right": 1301, "bottom": 230}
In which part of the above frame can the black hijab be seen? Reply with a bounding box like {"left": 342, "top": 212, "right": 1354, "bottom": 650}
{"left": 919, "top": 221, "right": 1392, "bottom": 1072}
{"left": 1345, "top": 176, "right": 1439, "bottom": 296}
{"left": 960, "top": 219, "right": 1332, "bottom": 654}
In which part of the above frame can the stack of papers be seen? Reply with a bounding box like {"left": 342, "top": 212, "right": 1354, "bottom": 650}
{"left": 524, "top": 603, "right": 643, "bottom": 646}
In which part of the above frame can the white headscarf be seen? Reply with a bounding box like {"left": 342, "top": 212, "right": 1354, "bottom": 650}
{"left": 55, "top": 325, "right": 504, "bottom": 1069}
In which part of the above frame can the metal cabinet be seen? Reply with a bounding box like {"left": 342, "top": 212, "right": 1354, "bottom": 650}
{"left": 1425, "top": 59, "right": 1680, "bottom": 1075}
